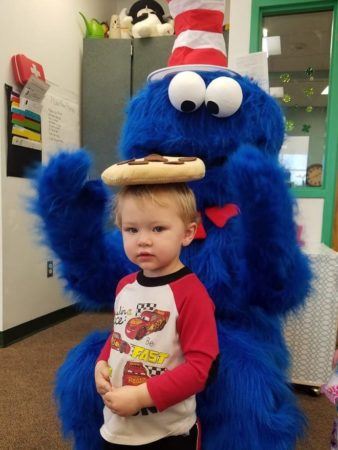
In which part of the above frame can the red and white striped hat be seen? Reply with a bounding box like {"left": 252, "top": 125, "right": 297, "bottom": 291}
{"left": 148, "top": 0, "right": 230, "bottom": 81}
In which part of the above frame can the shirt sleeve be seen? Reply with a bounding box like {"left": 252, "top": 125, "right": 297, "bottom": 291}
{"left": 146, "top": 276, "right": 219, "bottom": 411}
{"left": 97, "top": 333, "right": 112, "bottom": 362}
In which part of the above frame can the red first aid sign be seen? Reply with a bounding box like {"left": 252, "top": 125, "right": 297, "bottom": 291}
{"left": 11, "top": 54, "right": 46, "bottom": 85}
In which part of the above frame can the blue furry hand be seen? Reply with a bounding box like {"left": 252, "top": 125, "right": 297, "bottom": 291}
{"left": 228, "top": 145, "right": 288, "bottom": 196}
{"left": 227, "top": 145, "right": 311, "bottom": 314}
{"left": 36, "top": 150, "right": 95, "bottom": 208}
{"left": 31, "top": 149, "right": 129, "bottom": 310}
{"left": 227, "top": 145, "right": 293, "bottom": 239}
{"left": 32, "top": 150, "right": 111, "bottom": 253}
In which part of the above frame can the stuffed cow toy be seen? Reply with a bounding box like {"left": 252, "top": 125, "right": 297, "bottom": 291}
{"left": 122, "top": 0, "right": 174, "bottom": 38}
{"left": 32, "top": 1, "right": 311, "bottom": 449}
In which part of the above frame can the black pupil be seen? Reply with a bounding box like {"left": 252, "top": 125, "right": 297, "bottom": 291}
{"left": 181, "top": 101, "right": 196, "bottom": 112}
{"left": 207, "top": 101, "right": 219, "bottom": 115}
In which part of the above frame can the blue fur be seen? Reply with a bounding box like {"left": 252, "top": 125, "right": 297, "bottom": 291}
{"left": 31, "top": 71, "right": 312, "bottom": 449}
{"left": 55, "top": 331, "right": 108, "bottom": 449}
{"left": 30, "top": 150, "right": 134, "bottom": 310}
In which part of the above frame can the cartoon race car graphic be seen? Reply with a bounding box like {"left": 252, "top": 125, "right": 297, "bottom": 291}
{"left": 122, "top": 361, "right": 149, "bottom": 386}
{"left": 111, "top": 331, "right": 131, "bottom": 354}
{"left": 125, "top": 309, "right": 170, "bottom": 340}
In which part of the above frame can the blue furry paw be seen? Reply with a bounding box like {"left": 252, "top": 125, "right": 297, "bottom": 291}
{"left": 32, "top": 149, "right": 110, "bottom": 221}
{"left": 226, "top": 144, "right": 312, "bottom": 314}
{"left": 229, "top": 145, "right": 285, "bottom": 183}
{"left": 36, "top": 150, "right": 92, "bottom": 202}
{"left": 227, "top": 144, "right": 289, "bottom": 207}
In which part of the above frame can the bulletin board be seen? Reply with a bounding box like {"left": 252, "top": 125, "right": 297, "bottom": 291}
{"left": 5, "top": 83, "right": 42, "bottom": 178}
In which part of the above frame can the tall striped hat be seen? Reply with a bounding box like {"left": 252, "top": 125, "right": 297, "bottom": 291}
{"left": 148, "top": 0, "right": 231, "bottom": 81}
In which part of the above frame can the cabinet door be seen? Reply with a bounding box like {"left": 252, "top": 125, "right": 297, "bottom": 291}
{"left": 132, "top": 36, "right": 175, "bottom": 94}
{"left": 82, "top": 39, "right": 131, "bottom": 177}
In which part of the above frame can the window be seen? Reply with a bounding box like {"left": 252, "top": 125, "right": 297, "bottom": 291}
{"left": 263, "top": 11, "right": 332, "bottom": 188}
{"left": 250, "top": 0, "right": 338, "bottom": 245}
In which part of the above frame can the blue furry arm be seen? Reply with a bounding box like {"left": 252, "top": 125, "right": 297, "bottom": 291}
{"left": 227, "top": 145, "right": 312, "bottom": 314}
{"left": 31, "top": 150, "right": 132, "bottom": 310}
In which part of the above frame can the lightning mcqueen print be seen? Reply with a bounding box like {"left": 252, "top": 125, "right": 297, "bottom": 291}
{"left": 125, "top": 309, "right": 170, "bottom": 340}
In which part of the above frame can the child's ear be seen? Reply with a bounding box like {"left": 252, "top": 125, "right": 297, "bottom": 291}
{"left": 182, "top": 222, "right": 197, "bottom": 247}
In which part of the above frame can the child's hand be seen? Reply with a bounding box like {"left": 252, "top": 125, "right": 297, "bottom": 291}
{"left": 103, "top": 383, "right": 153, "bottom": 417}
{"left": 95, "top": 360, "right": 111, "bottom": 395}
{"left": 103, "top": 386, "right": 141, "bottom": 416}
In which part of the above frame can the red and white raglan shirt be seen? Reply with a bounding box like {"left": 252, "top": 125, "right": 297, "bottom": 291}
{"left": 98, "top": 266, "right": 219, "bottom": 446}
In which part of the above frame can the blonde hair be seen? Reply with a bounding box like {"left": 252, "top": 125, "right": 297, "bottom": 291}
{"left": 114, "top": 183, "right": 198, "bottom": 229}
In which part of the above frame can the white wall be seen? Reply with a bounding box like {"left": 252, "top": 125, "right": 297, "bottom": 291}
{"left": 0, "top": 0, "right": 114, "bottom": 331}
{"left": 228, "top": 0, "right": 252, "bottom": 65}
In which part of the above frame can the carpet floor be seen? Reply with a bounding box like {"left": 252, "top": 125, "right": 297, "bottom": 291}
{"left": 0, "top": 313, "right": 333, "bottom": 449}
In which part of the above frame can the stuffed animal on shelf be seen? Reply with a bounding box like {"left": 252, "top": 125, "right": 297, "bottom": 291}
{"left": 109, "top": 11, "right": 135, "bottom": 40}
{"left": 124, "top": 0, "right": 174, "bottom": 38}
{"left": 101, "top": 22, "right": 109, "bottom": 39}
{"left": 109, "top": 15, "right": 121, "bottom": 39}
{"left": 32, "top": 1, "right": 312, "bottom": 449}
{"left": 118, "top": 8, "right": 133, "bottom": 39}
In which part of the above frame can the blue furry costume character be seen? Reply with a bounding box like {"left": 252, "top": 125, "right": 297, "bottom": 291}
{"left": 31, "top": 2, "right": 311, "bottom": 449}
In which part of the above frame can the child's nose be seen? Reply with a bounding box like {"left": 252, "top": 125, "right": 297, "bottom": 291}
{"left": 138, "top": 232, "right": 152, "bottom": 246}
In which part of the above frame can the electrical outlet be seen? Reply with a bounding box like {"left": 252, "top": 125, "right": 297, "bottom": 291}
{"left": 47, "top": 260, "right": 53, "bottom": 278}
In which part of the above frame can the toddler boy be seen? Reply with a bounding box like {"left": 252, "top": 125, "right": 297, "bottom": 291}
{"left": 95, "top": 183, "right": 219, "bottom": 449}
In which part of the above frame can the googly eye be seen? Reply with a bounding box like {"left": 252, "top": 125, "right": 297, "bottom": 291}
{"left": 168, "top": 71, "right": 206, "bottom": 113}
{"left": 205, "top": 77, "right": 243, "bottom": 118}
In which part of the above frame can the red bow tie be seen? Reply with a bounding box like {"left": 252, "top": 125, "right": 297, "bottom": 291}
{"left": 194, "top": 204, "right": 240, "bottom": 240}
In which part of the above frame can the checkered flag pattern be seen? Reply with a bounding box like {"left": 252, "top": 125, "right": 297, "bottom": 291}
{"left": 146, "top": 366, "right": 167, "bottom": 377}
{"left": 136, "top": 303, "right": 157, "bottom": 316}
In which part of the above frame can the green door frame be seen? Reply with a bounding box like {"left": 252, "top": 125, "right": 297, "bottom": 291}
{"left": 250, "top": 0, "right": 338, "bottom": 246}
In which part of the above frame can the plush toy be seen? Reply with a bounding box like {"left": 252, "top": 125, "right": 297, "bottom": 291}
{"left": 124, "top": 0, "right": 174, "bottom": 38}
{"left": 108, "top": 15, "right": 121, "bottom": 39}
{"left": 101, "top": 154, "right": 205, "bottom": 185}
{"left": 32, "top": 1, "right": 312, "bottom": 450}
{"left": 118, "top": 8, "right": 133, "bottom": 39}
{"left": 109, "top": 10, "right": 135, "bottom": 40}
{"left": 101, "top": 22, "right": 109, "bottom": 39}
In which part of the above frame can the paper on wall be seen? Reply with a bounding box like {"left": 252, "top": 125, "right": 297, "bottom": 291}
{"left": 41, "top": 86, "right": 80, "bottom": 161}
{"left": 230, "top": 51, "right": 269, "bottom": 93}
{"left": 280, "top": 136, "right": 309, "bottom": 186}
{"left": 12, "top": 136, "right": 42, "bottom": 151}
{"left": 19, "top": 75, "right": 50, "bottom": 114}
